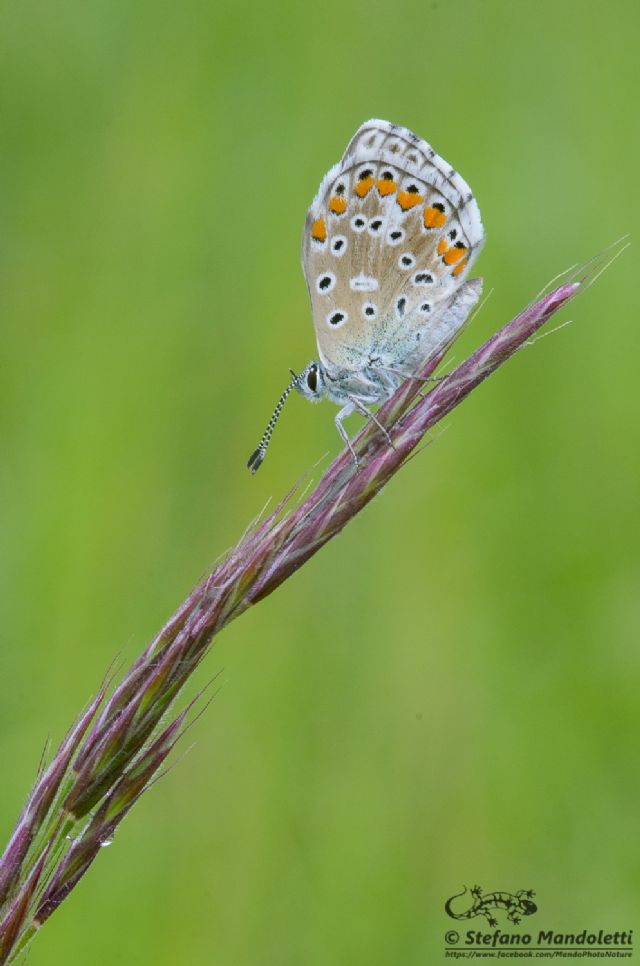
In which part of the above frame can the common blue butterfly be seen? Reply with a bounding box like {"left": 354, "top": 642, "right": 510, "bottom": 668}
{"left": 248, "top": 119, "right": 484, "bottom": 472}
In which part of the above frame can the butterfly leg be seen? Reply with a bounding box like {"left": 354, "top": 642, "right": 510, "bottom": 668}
{"left": 376, "top": 364, "right": 440, "bottom": 398}
{"left": 335, "top": 403, "right": 360, "bottom": 467}
{"left": 348, "top": 395, "right": 395, "bottom": 451}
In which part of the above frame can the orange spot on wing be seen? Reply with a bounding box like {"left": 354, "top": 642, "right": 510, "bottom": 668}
{"left": 355, "top": 176, "right": 374, "bottom": 198}
{"left": 311, "top": 217, "right": 326, "bottom": 242}
{"left": 437, "top": 237, "right": 449, "bottom": 256}
{"left": 377, "top": 178, "right": 397, "bottom": 196}
{"left": 397, "top": 190, "right": 424, "bottom": 211}
{"left": 444, "top": 245, "right": 467, "bottom": 265}
{"left": 424, "top": 206, "right": 447, "bottom": 229}
{"left": 329, "top": 195, "right": 347, "bottom": 214}
{"left": 452, "top": 257, "right": 468, "bottom": 276}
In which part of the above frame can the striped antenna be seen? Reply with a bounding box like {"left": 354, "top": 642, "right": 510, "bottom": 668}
{"left": 247, "top": 371, "right": 301, "bottom": 474}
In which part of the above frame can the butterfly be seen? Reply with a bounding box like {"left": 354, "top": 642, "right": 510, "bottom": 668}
{"left": 248, "top": 118, "right": 485, "bottom": 473}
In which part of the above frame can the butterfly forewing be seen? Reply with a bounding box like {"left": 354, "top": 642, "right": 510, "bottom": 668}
{"left": 302, "top": 119, "right": 485, "bottom": 373}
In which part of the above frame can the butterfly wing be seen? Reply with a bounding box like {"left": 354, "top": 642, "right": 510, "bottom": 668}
{"left": 301, "top": 119, "right": 485, "bottom": 373}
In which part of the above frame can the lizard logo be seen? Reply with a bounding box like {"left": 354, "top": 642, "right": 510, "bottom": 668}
{"left": 445, "top": 884, "right": 538, "bottom": 927}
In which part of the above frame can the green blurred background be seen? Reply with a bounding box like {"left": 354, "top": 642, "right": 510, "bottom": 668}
{"left": 1, "top": 0, "right": 638, "bottom": 962}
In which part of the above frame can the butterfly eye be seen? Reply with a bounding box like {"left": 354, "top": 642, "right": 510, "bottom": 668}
{"left": 306, "top": 368, "right": 318, "bottom": 392}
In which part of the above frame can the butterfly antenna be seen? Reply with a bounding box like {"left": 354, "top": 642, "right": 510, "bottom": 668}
{"left": 247, "top": 371, "right": 300, "bottom": 474}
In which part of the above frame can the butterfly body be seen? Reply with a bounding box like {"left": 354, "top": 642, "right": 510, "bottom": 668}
{"left": 248, "top": 119, "right": 485, "bottom": 472}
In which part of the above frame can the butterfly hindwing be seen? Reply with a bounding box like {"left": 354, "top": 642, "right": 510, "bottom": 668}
{"left": 302, "top": 119, "right": 485, "bottom": 373}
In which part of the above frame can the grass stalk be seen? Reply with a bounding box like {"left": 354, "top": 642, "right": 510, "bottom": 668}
{"left": 0, "top": 247, "right": 618, "bottom": 964}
